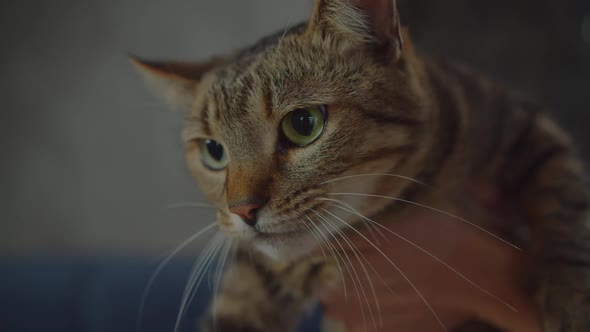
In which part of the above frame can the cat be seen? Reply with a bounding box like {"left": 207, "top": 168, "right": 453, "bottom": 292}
{"left": 132, "top": 0, "right": 590, "bottom": 331}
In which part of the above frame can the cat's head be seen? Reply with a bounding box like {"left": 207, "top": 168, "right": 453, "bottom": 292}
{"left": 133, "top": 0, "right": 432, "bottom": 259}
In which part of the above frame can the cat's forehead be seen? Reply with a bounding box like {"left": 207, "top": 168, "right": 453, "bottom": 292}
{"left": 213, "top": 45, "right": 355, "bottom": 111}
{"left": 195, "top": 65, "right": 277, "bottom": 158}
{"left": 188, "top": 23, "right": 370, "bottom": 151}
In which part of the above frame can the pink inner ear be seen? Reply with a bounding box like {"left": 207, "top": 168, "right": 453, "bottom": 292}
{"left": 356, "top": 0, "right": 396, "bottom": 42}
{"left": 354, "top": 0, "right": 401, "bottom": 44}
{"left": 142, "top": 62, "right": 203, "bottom": 79}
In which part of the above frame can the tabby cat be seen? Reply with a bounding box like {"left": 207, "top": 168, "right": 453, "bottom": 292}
{"left": 133, "top": 0, "right": 590, "bottom": 331}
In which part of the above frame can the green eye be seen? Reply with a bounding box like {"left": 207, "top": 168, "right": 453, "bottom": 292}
{"left": 199, "top": 139, "right": 228, "bottom": 170}
{"left": 281, "top": 106, "right": 327, "bottom": 147}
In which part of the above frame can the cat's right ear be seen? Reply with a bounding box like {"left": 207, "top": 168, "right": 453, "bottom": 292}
{"left": 307, "top": 0, "right": 403, "bottom": 61}
{"left": 130, "top": 55, "right": 225, "bottom": 108}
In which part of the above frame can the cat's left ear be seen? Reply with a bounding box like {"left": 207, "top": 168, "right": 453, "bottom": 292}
{"left": 308, "top": 0, "right": 403, "bottom": 60}
{"left": 130, "top": 56, "right": 225, "bottom": 108}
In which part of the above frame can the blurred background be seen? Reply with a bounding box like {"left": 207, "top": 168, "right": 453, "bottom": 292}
{"left": 1, "top": 0, "right": 589, "bottom": 331}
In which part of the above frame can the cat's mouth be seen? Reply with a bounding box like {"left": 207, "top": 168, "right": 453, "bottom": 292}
{"left": 254, "top": 228, "right": 307, "bottom": 239}
{"left": 252, "top": 220, "right": 311, "bottom": 245}
{"left": 223, "top": 211, "right": 317, "bottom": 257}
{"left": 251, "top": 228, "right": 315, "bottom": 260}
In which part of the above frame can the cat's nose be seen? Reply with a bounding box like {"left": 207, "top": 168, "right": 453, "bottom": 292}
{"left": 229, "top": 203, "right": 260, "bottom": 226}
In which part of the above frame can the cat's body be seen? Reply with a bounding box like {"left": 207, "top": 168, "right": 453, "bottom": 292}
{"left": 133, "top": 0, "right": 590, "bottom": 331}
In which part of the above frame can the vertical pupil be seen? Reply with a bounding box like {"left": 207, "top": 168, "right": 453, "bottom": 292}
{"left": 291, "top": 109, "right": 315, "bottom": 136}
{"left": 206, "top": 140, "right": 224, "bottom": 161}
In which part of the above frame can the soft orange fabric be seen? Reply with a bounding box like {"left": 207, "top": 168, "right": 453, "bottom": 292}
{"left": 320, "top": 209, "right": 542, "bottom": 332}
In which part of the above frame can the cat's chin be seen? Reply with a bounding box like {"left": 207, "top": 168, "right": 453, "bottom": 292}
{"left": 223, "top": 213, "right": 320, "bottom": 260}
{"left": 251, "top": 231, "right": 317, "bottom": 261}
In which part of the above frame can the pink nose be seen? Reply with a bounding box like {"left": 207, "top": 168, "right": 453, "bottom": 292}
{"left": 229, "top": 203, "right": 260, "bottom": 226}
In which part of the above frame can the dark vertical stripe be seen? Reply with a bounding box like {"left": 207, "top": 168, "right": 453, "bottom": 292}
{"left": 234, "top": 248, "right": 275, "bottom": 286}
{"left": 238, "top": 73, "right": 254, "bottom": 104}
{"left": 434, "top": 60, "right": 510, "bottom": 175}
{"left": 363, "top": 111, "right": 423, "bottom": 126}
{"left": 263, "top": 87, "right": 274, "bottom": 120}
{"left": 345, "top": 145, "right": 416, "bottom": 168}
{"left": 436, "top": 60, "right": 488, "bottom": 113}
{"left": 420, "top": 63, "right": 462, "bottom": 182}
{"left": 472, "top": 91, "right": 513, "bottom": 172}
{"left": 215, "top": 80, "right": 230, "bottom": 124}
{"left": 397, "top": 180, "right": 426, "bottom": 210}
{"left": 201, "top": 96, "right": 212, "bottom": 136}
{"left": 512, "top": 146, "right": 569, "bottom": 192}
{"left": 499, "top": 109, "right": 539, "bottom": 173}
{"left": 302, "top": 262, "right": 324, "bottom": 295}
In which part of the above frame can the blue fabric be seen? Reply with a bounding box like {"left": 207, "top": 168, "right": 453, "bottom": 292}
{"left": 0, "top": 257, "right": 322, "bottom": 332}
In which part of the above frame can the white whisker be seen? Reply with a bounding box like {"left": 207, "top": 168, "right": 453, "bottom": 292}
{"left": 319, "top": 197, "right": 387, "bottom": 242}
{"left": 298, "top": 219, "right": 328, "bottom": 262}
{"left": 324, "top": 207, "right": 448, "bottom": 331}
{"left": 320, "top": 209, "right": 383, "bottom": 329}
{"left": 311, "top": 209, "right": 367, "bottom": 326}
{"left": 214, "top": 240, "right": 232, "bottom": 291}
{"left": 212, "top": 239, "right": 233, "bottom": 331}
{"left": 315, "top": 198, "right": 399, "bottom": 297}
{"left": 328, "top": 201, "right": 519, "bottom": 313}
{"left": 174, "top": 233, "right": 224, "bottom": 332}
{"left": 312, "top": 209, "right": 372, "bottom": 331}
{"left": 329, "top": 192, "right": 521, "bottom": 251}
{"left": 321, "top": 172, "right": 429, "bottom": 187}
{"left": 277, "top": 17, "right": 294, "bottom": 49}
{"left": 136, "top": 223, "right": 216, "bottom": 332}
{"left": 306, "top": 214, "right": 348, "bottom": 299}
{"left": 187, "top": 234, "right": 224, "bottom": 310}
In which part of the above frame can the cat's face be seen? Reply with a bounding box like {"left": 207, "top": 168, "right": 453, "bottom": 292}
{"left": 135, "top": 0, "right": 431, "bottom": 259}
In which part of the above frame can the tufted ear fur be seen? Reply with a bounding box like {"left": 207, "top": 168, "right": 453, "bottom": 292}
{"left": 308, "top": 0, "right": 403, "bottom": 60}
{"left": 130, "top": 55, "right": 226, "bottom": 108}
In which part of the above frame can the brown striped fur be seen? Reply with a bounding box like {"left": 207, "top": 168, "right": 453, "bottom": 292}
{"left": 200, "top": 250, "right": 339, "bottom": 332}
{"left": 133, "top": 0, "right": 590, "bottom": 330}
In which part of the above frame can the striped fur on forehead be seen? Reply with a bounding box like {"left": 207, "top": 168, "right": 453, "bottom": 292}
{"left": 211, "top": 75, "right": 276, "bottom": 159}
{"left": 204, "top": 24, "right": 423, "bottom": 116}
{"left": 187, "top": 17, "right": 426, "bottom": 143}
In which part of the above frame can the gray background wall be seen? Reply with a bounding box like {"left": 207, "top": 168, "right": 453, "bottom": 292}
{"left": 2, "top": 0, "right": 589, "bottom": 256}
